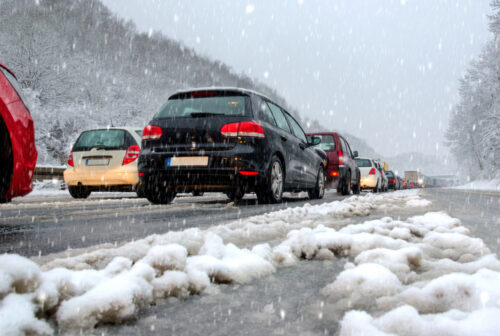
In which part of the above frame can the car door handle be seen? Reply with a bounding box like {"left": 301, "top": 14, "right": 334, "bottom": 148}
{"left": 281, "top": 136, "right": 287, "bottom": 142}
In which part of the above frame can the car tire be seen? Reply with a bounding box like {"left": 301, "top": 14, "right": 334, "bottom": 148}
{"left": 144, "top": 178, "right": 176, "bottom": 204}
{"left": 308, "top": 168, "right": 325, "bottom": 200}
{"left": 352, "top": 176, "right": 361, "bottom": 195}
{"left": 373, "top": 181, "right": 379, "bottom": 193}
{"left": 135, "top": 183, "right": 146, "bottom": 198}
{"left": 192, "top": 191, "right": 204, "bottom": 197}
{"left": 0, "top": 115, "right": 13, "bottom": 202}
{"left": 340, "top": 172, "right": 351, "bottom": 196}
{"left": 256, "top": 156, "right": 284, "bottom": 204}
{"left": 225, "top": 188, "right": 244, "bottom": 201}
{"left": 68, "top": 186, "right": 91, "bottom": 199}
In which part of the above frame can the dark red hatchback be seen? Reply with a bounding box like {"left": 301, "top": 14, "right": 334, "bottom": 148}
{"left": 307, "top": 132, "right": 360, "bottom": 195}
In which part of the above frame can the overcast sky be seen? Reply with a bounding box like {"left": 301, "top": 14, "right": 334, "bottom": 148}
{"left": 102, "top": 0, "right": 492, "bottom": 157}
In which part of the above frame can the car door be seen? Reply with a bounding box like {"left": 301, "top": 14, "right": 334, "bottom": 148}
{"left": 340, "top": 137, "right": 359, "bottom": 185}
{"left": 284, "top": 112, "right": 317, "bottom": 186}
{"left": 265, "top": 101, "right": 297, "bottom": 187}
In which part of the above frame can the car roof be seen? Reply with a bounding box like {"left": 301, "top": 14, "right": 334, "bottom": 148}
{"left": 306, "top": 132, "right": 338, "bottom": 136}
{"left": 169, "top": 87, "right": 274, "bottom": 101}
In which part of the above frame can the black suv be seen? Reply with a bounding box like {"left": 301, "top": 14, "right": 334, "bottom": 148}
{"left": 139, "top": 88, "right": 327, "bottom": 204}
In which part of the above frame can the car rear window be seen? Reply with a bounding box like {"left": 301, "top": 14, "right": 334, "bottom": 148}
{"left": 385, "top": 171, "right": 394, "bottom": 177}
{"left": 355, "top": 159, "right": 372, "bottom": 167}
{"left": 73, "top": 129, "right": 127, "bottom": 151}
{"left": 155, "top": 94, "right": 249, "bottom": 119}
{"left": 313, "top": 135, "right": 336, "bottom": 152}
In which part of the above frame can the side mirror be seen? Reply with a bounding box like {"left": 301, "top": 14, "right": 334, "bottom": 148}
{"left": 309, "top": 136, "right": 321, "bottom": 146}
{"left": 353, "top": 151, "right": 358, "bottom": 158}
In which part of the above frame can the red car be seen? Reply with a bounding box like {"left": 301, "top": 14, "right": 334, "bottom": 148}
{"left": 0, "top": 63, "right": 37, "bottom": 202}
{"left": 307, "top": 132, "right": 361, "bottom": 195}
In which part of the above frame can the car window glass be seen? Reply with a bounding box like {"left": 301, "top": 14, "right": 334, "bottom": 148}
{"left": 285, "top": 114, "right": 308, "bottom": 143}
{"left": 259, "top": 101, "right": 277, "bottom": 127}
{"left": 135, "top": 130, "right": 142, "bottom": 137}
{"left": 74, "top": 129, "right": 126, "bottom": 151}
{"left": 355, "top": 159, "right": 371, "bottom": 167}
{"left": 267, "top": 102, "right": 291, "bottom": 133}
{"left": 313, "top": 135, "right": 335, "bottom": 152}
{"left": 155, "top": 95, "right": 248, "bottom": 118}
{"left": 341, "top": 138, "right": 352, "bottom": 157}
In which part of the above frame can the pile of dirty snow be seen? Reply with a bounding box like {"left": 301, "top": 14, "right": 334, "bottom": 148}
{"left": 0, "top": 190, "right": 434, "bottom": 334}
{"left": 268, "top": 211, "right": 500, "bottom": 335}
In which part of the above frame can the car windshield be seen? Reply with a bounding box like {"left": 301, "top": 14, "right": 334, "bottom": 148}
{"left": 312, "top": 135, "right": 336, "bottom": 152}
{"left": 155, "top": 95, "right": 248, "bottom": 119}
{"left": 355, "top": 159, "right": 372, "bottom": 167}
{"left": 73, "top": 129, "right": 126, "bottom": 151}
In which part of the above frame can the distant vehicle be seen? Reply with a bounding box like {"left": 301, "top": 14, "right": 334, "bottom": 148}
{"left": 384, "top": 170, "right": 398, "bottom": 190}
{"left": 405, "top": 171, "right": 419, "bottom": 188}
{"left": 63, "top": 127, "right": 143, "bottom": 199}
{"left": 307, "top": 132, "right": 361, "bottom": 195}
{"left": 0, "top": 63, "right": 37, "bottom": 202}
{"left": 395, "top": 175, "right": 403, "bottom": 190}
{"left": 355, "top": 157, "right": 384, "bottom": 192}
{"left": 139, "top": 88, "right": 327, "bottom": 204}
{"left": 374, "top": 160, "right": 388, "bottom": 192}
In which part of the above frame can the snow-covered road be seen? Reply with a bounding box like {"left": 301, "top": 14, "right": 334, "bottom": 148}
{"left": 1, "top": 190, "right": 500, "bottom": 335}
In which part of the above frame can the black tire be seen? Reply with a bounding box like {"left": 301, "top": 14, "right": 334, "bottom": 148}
{"left": 192, "top": 191, "right": 204, "bottom": 197}
{"left": 352, "top": 176, "right": 361, "bottom": 195}
{"left": 340, "top": 172, "right": 351, "bottom": 196}
{"left": 225, "top": 189, "right": 244, "bottom": 201}
{"left": 143, "top": 177, "right": 176, "bottom": 204}
{"left": 135, "top": 183, "right": 146, "bottom": 198}
{"left": 256, "top": 155, "right": 284, "bottom": 204}
{"left": 373, "top": 181, "right": 379, "bottom": 193}
{"left": 0, "top": 115, "right": 13, "bottom": 202}
{"left": 68, "top": 186, "right": 91, "bottom": 199}
{"left": 308, "top": 168, "right": 325, "bottom": 200}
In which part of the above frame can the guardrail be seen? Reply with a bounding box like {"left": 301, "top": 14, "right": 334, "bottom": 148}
{"left": 33, "top": 167, "right": 65, "bottom": 181}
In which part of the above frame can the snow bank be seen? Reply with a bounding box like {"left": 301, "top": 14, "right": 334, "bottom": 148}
{"left": 280, "top": 210, "right": 500, "bottom": 335}
{"left": 455, "top": 179, "right": 500, "bottom": 191}
{"left": 0, "top": 190, "right": 436, "bottom": 333}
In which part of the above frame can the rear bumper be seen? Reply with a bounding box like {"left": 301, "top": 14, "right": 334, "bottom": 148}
{"left": 360, "top": 176, "right": 377, "bottom": 189}
{"left": 138, "top": 144, "right": 269, "bottom": 192}
{"left": 324, "top": 165, "right": 348, "bottom": 189}
{"left": 64, "top": 165, "right": 139, "bottom": 187}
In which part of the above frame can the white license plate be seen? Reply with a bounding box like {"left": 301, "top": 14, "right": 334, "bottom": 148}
{"left": 86, "top": 158, "right": 110, "bottom": 166}
{"left": 166, "top": 156, "right": 209, "bottom": 167}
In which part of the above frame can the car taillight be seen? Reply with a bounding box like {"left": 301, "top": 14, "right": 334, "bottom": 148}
{"left": 331, "top": 171, "right": 339, "bottom": 177}
{"left": 390, "top": 178, "right": 396, "bottom": 183}
{"left": 221, "top": 121, "right": 265, "bottom": 138}
{"left": 122, "top": 145, "right": 141, "bottom": 165}
{"left": 338, "top": 150, "right": 344, "bottom": 165}
{"left": 369, "top": 167, "right": 376, "bottom": 175}
{"left": 142, "top": 125, "right": 163, "bottom": 140}
{"left": 239, "top": 171, "right": 259, "bottom": 176}
{"left": 67, "top": 151, "right": 74, "bottom": 167}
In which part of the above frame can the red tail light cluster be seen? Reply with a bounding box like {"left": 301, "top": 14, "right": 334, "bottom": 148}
{"left": 142, "top": 125, "right": 163, "bottom": 140}
{"left": 122, "top": 145, "right": 141, "bottom": 165}
{"left": 67, "top": 151, "right": 74, "bottom": 167}
{"left": 221, "top": 121, "right": 265, "bottom": 138}
{"left": 369, "top": 167, "right": 376, "bottom": 175}
{"left": 338, "top": 150, "right": 344, "bottom": 165}
{"left": 390, "top": 178, "right": 396, "bottom": 183}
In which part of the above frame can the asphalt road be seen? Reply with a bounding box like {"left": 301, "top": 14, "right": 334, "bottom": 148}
{"left": 0, "top": 191, "right": 348, "bottom": 257}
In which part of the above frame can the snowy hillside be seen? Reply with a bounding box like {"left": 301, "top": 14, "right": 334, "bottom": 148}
{"left": 0, "top": 0, "right": 304, "bottom": 164}
{"left": 385, "top": 152, "right": 457, "bottom": 177}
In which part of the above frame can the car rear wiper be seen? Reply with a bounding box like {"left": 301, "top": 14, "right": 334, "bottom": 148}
{"left": 189, "top": 112, "right": 224, "bottom": 118}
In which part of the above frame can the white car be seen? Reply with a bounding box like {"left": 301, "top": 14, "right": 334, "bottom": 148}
{"left": 354, "top": 157, "right": 384, "bottom": 192}
{"left": 64, "top": 127, "right": 143, "bottom": 199}
{"left": 373, "top": 160, "right": 388, "bottom": 192}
